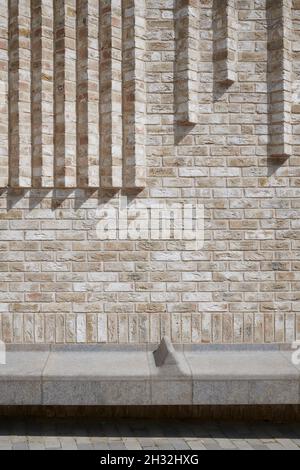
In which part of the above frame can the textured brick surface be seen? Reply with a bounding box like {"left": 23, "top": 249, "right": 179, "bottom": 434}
{"left": 9, "top": 0, "right": 32, "bottom": 187}
{"left": 213, "top": 0, "right": 237, "bottom": 86}
{"left": 267, "top": 0, "right": 292, "bottom": 158}
{"left": 77, "top": 0, "right": 100, "bottom": 188}
{"left": 0, "top": 1, "right": 8, "bottom": 188}
{"left": 54, "top": 0, "right": 77, "bottom": 188}
{"left": 0, "top": 1, "right": 299, "bottom": 344}
{"left": 175, "top": 0, "right": 200, "bottom": 124}
{"left": 32, "top": 0, "right": 55, "bottom": 188}
{"left": 123, "top": 0, "right": 147, "bottom": 188}
{"left": 99, "top": 0, "right": 123, "bottom": 188}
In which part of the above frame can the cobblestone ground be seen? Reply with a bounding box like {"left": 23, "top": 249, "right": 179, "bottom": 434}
{"left": 0, "top": 419, "right": 299, "bottom": 450}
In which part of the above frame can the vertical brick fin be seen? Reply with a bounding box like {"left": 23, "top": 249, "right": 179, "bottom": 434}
{"left": 32, "top": 0, "right": 54, "bottom": 188}
{"left": 54, "top": 0, "right": 77, "bottom": 188}
{"left": 9, "top": 0, "right": 32, "bottom": 188}
{"left": 122, "top": 0, "right": 146, "bottom": 189}
{"left": 175, "top": 0, "right": 200, "bottom": 125}
{"left": 213, "top": 0, "right": 237, "bottom": 86}
{"left": 267, "top": 0, "right": 292, "bottom": 159}
{"left": 77, "top": 0, "right": 99, "bottom": 188}
{"left": 0, "top": 1, "right": 8, "bottom": 187}
{"left": 99, "top": 0, "right": 123, "bottom": 189}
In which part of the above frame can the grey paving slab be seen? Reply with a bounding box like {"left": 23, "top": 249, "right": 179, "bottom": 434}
{"left": 44, "top": 437, "right": 61, "bottom": 449}
{"left": 250, "top": 444, "right": 269, "bottom": 451}
{"left": 154, "top": 440, "right": 175, "bottom": 450}
{"left": 186, "top": 439, "right": 207, "bottom": 450}
{"left": 75, "top": 436, "right": 92, "bottom": 445}
{"left": 171, "top": 439, "right": 190, "bottom": 450}
{"left": 198, "top": 437, "right": 222, "bottom": 449}
{"left": 232, "top": 440, "right": 254, "bottom": 450}
{"left": 215, "top": 438, "right": 237, "bottom": 450}
{"left": 12, "top": 442, "right": 29, "bottom": 450}
{"left": 93, "top": 444, "right": 109, "bottom": 450}
{"left": 108, "top": 441, "right": 126, "bottom": 450}
{"left": 276, "top": 438, "right": 300, "bottom": 450}
{"left": 60, "top": 437, "right": 78, "bottom": 450}
{"left": 28, "top": 443, "right": 46, "bottom": 450}
{"left": 266, "top": 443, "right": 285, "bottom": 450}
{"left": 206, "top": 444, "right": 225, "bottom": 450}
{"left": 77, "top": 444, "right": 94, "bottom": 450}
{"left": 123, "top": 438, "right": 142, "bottom": 450}
{"left": 138, "top": 438, "right": 156, "bottom": 447}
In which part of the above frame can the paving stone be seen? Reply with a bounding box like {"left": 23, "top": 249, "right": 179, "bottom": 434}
{"left": 60, "top": 438, "right": 78, "bottom": 450}
{"left": 250, "top": 444, "right": 269, "bottom": 451}
{"left": 123, "top": 438, "right": 143, "bottom": 450}
{"left": 215, "top": 438, "right": 237, "bottom": 450}
{"left": 232, "top": 440, "right": 254, "bottom": 451}
{"left": 12, "top": 442, "right": 29, "bottom": 450}
{"left": 44, "top": 437, "right": 61, "bottom": 449}
{"left": 276, "top": 439, "right": 300, "bottom": 450}
{"left": 172, "top": 439, "right": 190, "bottom": 450}
{"left": 108, "top": 441, "right": 126, "bottom": 450}
{"left": 0, "top": 419, "right": 299, "bottom": 451}
{"left": 186, "top": 440, "right": 207, "bottom": 451}
{"left": 77, "top": 444, "right": 94, "bottom": 450}
{"left": 267, "top": 443, "right": 285, "bottom": 450}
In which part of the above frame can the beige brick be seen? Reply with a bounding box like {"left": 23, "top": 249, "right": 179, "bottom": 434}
{"left": 99, "top": 0, "right": 123, "bottom": 188}
{"left": 54, "top": 0, "right": 77, "bottom": 187}
{"left": 32, "top": 0, "right": 54, "bottom": 188}
{"left": 0, "top": 0, "right": 8, "bottom": 187}
{"left": 77, "top": 0, "right": 100, "bottom": 188}
{"left": 108, "top": 314, "right": 118, "bottom": 343}
{"left": 98, "top": 313, "right": 108, "bottom": 343}
{"left": 45, "top": 314, "right": 56, "bottom": 343}
{"left": 267, "top": 0, "right": 292, "bottom": 158}
{"left": 213, "top": 0, "right": 237, "bottom": 86}
{"left": 129, "top": 315, "right": 138, "bottom": 343}
{"left": 175, "top": 0, "right": 199, "bottom": 124}
{"left": 24, "top": 314, "right": 34, "bottom": 343}
{"left": 123, "top": 0, "right": 146, "bottom": 188}
{"left": 150, "top": 314, "right": 160, "bottom": 343}
{"left": 9, "top": 0, "right": 32, "bottom": 187}
{"left": 192, "top": 314, "right": 201, "bottom": 343}
{"left": 66, "top": 314, "right": 76, "bottom": 343}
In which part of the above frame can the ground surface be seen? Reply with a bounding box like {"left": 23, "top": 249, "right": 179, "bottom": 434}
{"left": 0, "top": 419, "right": 299, "bottom": 450}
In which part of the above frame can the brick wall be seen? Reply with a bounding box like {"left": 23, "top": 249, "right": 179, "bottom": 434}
{"left": 0, "top": 0, "right": 299, "bottom": 344}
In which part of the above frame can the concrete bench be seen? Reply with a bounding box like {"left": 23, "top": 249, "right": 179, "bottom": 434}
{"left": 0, "top": 338, "right": 299, "bottom": 406}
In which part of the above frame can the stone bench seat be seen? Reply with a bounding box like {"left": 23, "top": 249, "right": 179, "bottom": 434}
{"left": 0, "top": 339, "right": 299, "bottom": 406}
